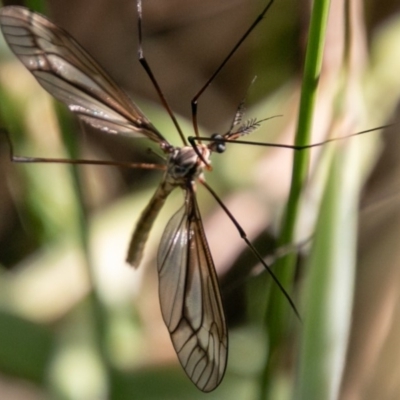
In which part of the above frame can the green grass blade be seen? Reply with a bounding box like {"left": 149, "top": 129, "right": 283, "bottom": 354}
{"left": 260, "top": 0, "right": 332, "bottom": 396}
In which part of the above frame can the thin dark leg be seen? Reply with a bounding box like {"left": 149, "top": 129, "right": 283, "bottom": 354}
{"left": 200, "top": 178, "right": 301, "bottom": 321}
{"left": 189, "top": 123, "right": 395, "bottom": 151}
{"left": 2, "top": 129, "right": 165, "bottom": 170}
{"left": 136, "top": 0, "right": 187, "bottom": 145}
{"left": 191, "top": 0, "right": 275, "bottom": 138}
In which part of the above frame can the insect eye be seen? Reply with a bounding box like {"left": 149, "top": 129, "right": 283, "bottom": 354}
{"left": 211, "top": 133, "right": 226, "bottom": 153}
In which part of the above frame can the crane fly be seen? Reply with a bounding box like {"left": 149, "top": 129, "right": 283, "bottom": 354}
{"left": 0, "top": 0, "right": 390, "bottom": 393}
{"left": 0, "top": 1, "right": 295, "bottom": 392}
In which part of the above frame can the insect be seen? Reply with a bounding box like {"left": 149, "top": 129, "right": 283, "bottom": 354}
{"left": 0, "top": 0, "right": 389, "bottom": 393}
{"left": 0, "top": 0, "right": 298, "bottom": 392}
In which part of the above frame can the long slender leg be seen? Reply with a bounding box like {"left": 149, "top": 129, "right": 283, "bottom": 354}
{"left": 136, "top": 0, "right": 186, "bottom": 145}
{"left": 200, "top": 178, "right": 301, "bottom": 320}
{"left": 2, "top": 129, "right": 165, "bottom": 170}
{"left": 191, "top": 0, "right": 275, "bottom": 138}
{"left": 189, "top": 124, "right": 395, "bottom": 151}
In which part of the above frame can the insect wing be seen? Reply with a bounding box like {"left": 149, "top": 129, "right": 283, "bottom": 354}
{"left": 157, "top": 191, "right": 227, "bottom": 392}
{"left": 0, "top": 6, "right": 165, "bottom": 142}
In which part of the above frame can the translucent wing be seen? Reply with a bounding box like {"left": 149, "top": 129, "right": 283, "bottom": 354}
{"left": 157, "top": 189, "right": 227, "bottom": 392}
{"left": 0, "top": 6, "right": 165, "bottom": 142}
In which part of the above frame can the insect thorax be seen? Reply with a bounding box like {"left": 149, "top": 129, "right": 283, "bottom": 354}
{"left": 166, "top": 145, "right": 210, "bottom": 185}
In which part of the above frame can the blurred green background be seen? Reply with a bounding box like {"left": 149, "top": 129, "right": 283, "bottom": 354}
{"left": 0, "top": 0, "right": 400, "bottom": 399}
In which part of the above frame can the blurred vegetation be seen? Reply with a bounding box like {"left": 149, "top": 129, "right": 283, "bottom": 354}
{"left": 0, "top": 0, "right": 400, "bottom": 399}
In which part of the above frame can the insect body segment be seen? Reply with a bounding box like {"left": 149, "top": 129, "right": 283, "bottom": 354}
{"left": 168, "top": 145, "right": 210, "bottom": 181}
{"left": 127, "top": 144, "right": 211, "bottom": 268}
{"left": 126, "top": 180, "right": 172, "bottom": 268}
